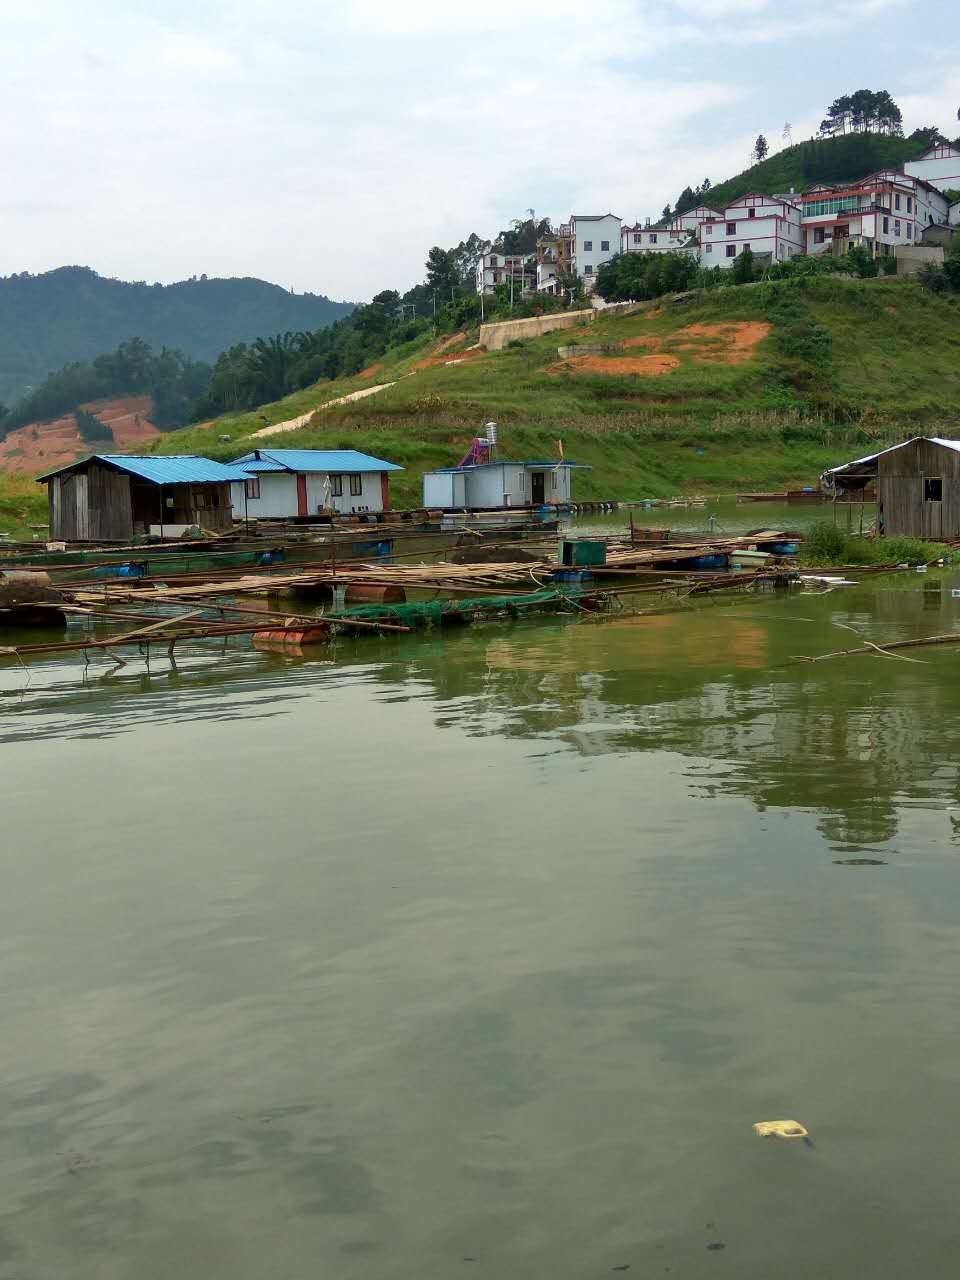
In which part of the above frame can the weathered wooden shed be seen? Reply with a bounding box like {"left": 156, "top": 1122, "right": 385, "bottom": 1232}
{"left": 823, "top": 437, "right": 960, "bottom": 539}
{"left": 37, "top": 454, "right": 253, "bottom": 542}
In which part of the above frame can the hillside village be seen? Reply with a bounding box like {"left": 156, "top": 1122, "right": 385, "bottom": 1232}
{"left": 477, "top": 142, "right": 960, "bottom": 298}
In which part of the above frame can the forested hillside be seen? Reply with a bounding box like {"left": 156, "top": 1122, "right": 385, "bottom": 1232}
{"left": 0, "top": 267, "right": 354, "bottom": 405}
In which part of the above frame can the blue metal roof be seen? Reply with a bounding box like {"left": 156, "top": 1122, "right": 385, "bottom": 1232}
{"left": 234, "top": 457, "right": 288, "bottom": 473}
{"left": 236, "top": 449, "right": 403, "bottom": 473}
{"left": 36, "top": 454, "right": 252, "bottom": 484}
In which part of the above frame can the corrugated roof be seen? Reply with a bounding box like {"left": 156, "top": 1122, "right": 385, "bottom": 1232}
{"left": 36, "top": 454, "right": 252, "bottom": 484}
{"left": 234, "top": 457, "right": 288, "bottom": 473}
{"left": 236, "top": 449, "right": 403, "bottom": 473}
{"left": 825, "top": 437, "right": 960, "bottom": 476}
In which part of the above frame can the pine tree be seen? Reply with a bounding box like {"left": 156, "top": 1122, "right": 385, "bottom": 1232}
{"left": 753, "top": 134, "right": 769, "bottom": 162}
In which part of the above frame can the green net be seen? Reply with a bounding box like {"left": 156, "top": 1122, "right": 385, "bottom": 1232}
{"left": 327, "top": 589, "right": 602, "bottom": 631}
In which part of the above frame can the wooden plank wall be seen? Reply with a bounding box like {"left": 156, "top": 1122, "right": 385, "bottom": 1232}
{"left": 45, "top": 465, "right": 133, "bottom": 540}
{"left": 86, "top": 465, "right": 134, "bottom": 540}
{"left": 878, "top": 441, "right": 960, "bottom": 539}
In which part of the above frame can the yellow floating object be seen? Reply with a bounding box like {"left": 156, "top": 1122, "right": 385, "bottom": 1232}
{"left": 753, "top": 1119, "right": 808, "bottom": 1140}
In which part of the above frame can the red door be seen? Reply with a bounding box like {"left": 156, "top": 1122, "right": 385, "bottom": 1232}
{"left": 296, "top": 474, "right": 308, "bottom": 517}
{"left": 380, "top": 473, "right": 391, "bottom": 511}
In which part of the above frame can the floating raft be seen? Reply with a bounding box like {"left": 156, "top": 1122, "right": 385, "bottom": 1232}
{"left": 325, "top": 588, "right": 606, "bottom": 631}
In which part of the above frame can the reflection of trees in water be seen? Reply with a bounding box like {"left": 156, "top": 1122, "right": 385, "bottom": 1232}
{"left": 385, "top": 625, "right": 960, "bottom": 847}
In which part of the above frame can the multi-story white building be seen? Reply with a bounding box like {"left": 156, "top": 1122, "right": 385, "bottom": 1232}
{"left": 536, "top": 232, "right": 561, "bottom": 292}
{"left": 621, "top": 207, "right": 719, "bottom": 257}
{"left": 799, "top": 170, "right": 948, "bottom": 257}
{"left": 561, "top": 214, "right": 621, "bottom": 290}
{"left": 620, "top": 197, "right": 802, "bottom": 269}
{"left": 904, "top": 143, "right": 960, "bottom": 196}
{"left": 475, "top": 250, "right": 530, "bottom": 295}
{"left": 699, "top": 193, "right": 804, "bottom": 266}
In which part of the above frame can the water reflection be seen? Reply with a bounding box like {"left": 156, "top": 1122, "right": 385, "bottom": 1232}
{"left": 4, "top": 569, "right": 960, "bottom": 1278}
{"left": 4, "top": 573, "right": 960, "bottom": 851}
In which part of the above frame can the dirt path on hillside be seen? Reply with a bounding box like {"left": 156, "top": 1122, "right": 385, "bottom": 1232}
{"left": 549, "top": 354, "right": 681, "bottom": 376}
{"left": 251, "top": 383, "right": 397, "bottom": 437}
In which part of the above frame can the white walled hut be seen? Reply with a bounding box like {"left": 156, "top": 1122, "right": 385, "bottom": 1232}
{"left": 229, "top": 449, "right": 403, "bottom": 519}
{"left": 37, "top": 454, "right": 251, "bottom": 542}
{"left": 823, "top": 436, "right": 960, "bottom": 539}
{"left": 422, "top": 459, "right": 589, "bottom": 510}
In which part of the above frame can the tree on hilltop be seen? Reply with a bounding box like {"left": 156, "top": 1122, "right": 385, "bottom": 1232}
{"left": 753, "top": 135, "right": 769, "bottom": 162}
{"left": 820, "top": 89, "right": 902, "bottom": 137}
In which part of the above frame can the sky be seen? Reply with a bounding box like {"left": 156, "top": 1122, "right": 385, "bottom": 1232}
{"left": 1, "top": 0, "right": 956, "bottom": 301}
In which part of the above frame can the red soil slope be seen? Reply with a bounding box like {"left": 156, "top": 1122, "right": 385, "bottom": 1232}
{"left": 0, "top": 396, "right": 160, "bottom": 474}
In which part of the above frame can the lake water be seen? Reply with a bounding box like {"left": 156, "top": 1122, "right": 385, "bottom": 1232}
{"left": 3, "top": 529, "right": 960, "bottom": 1278}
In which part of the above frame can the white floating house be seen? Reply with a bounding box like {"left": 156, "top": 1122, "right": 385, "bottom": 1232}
{"left": 230, "top": 449, "right": 403, "bottom": 518}
{"left": 422, "top": 459, "right": 589, "bottom": 510}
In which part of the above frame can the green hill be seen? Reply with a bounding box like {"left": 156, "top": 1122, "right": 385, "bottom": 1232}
{"left": 140, "top": 275, "right": 960, "bottom": 504}
{"left": 0, "top": 267, "right": 355, "bottom": 406}
{"left": 703, "top": 133, "right": 926, "bottom": 210}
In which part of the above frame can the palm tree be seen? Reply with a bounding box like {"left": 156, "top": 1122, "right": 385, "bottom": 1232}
{"left": 245, "top": 332, "right": 298, "bottom": 402}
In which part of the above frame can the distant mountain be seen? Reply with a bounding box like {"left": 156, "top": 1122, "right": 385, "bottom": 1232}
{"left": 0, "top": 266, "right": 355, "bottom": 405}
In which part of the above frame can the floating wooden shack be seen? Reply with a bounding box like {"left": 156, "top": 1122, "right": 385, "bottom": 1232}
{"left": 37, "top": 455, "right": 253, "bottom": 542}
{"left": 823, "top": 437, "right": 960, "bottom": 539}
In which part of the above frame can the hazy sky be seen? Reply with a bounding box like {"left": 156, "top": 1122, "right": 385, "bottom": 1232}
{"left": 2, "top": 1, "right": 956, "bottom": 301}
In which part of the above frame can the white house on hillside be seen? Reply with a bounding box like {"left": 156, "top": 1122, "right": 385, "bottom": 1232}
{"left": 620, "top": 197, "right": 803, "bottom": 269}
{"left": 904, "top": 143, "right": 960, "bottom": 195}
{"left": 476, "top": 250, "right": 530, "bottom": 296}
{"left": 698, "top": 193, "right": 804, "bottom": 267}
{"left": 230, "top": 449, "right": 403, "bottom": 519}
{"left": 798, "top": 170, "right": 947, "bottom": 257}
{"left": 560, "top": 214, "right": 621, "bottom": 290}
{"left": 621, "top": 207, "right": 719, "bottom": 257}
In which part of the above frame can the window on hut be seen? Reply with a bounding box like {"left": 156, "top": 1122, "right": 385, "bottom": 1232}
{"left": 349, "top": 474, "right": 362, "bottom": 496}
{"left": 924, "top": 478, "right": 943, "bottom": 502}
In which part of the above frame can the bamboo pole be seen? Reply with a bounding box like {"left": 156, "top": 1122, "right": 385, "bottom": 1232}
{"left": 792, "top": 633, "right": 960, "bottom": 663}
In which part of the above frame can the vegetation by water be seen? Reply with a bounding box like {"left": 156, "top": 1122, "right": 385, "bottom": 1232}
{"left": 804, "top": 520, "right": 949, "bottom": 566}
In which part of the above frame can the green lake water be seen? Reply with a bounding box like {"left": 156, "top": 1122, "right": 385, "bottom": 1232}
{"left": 3, "top": 524, "right": 960, "bottom": 1278}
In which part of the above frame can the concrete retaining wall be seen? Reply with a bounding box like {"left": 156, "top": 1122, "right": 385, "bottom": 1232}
{"left": 894, "top": 245, "right": 944, "bottom": 275}
{"left": 478, "top": 301, "right": 649, "bottom": 351}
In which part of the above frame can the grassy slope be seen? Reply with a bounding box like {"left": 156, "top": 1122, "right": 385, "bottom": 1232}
{"left": 142, "top": 277, "right": 960, "bottom": 504}
{"left": 0, "top": 473, "right": 47, "bottom": 538}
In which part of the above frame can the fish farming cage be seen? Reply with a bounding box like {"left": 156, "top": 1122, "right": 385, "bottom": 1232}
{"left": 326, "top": 588, "right": 608, "bottom": 631}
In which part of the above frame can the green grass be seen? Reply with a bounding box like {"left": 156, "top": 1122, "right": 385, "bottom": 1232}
{"left": 804, "top": 520, "right": 950, "bottom": 566}
{"left": 0, "top": 473, "right": 47, "bottom": 539}
{"left": 16, "top": 275, "right": 960, "bottom": 505}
